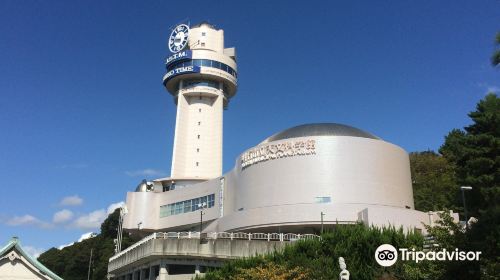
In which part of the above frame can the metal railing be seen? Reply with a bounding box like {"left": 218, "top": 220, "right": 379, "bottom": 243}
{"left": 110, "top": 231, "right": 320, "bottom": 261}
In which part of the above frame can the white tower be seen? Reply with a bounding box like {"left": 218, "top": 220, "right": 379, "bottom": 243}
{"left": 163, "top": 22, "right": 237, "bottom": 180}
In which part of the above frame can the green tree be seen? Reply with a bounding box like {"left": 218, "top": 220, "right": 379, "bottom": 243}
{"left": 38, "top": 208, "right": 140, "bottom": 280}
{"left": 492, "top": 32, "right": 500, "bottom": 66}
{"left": 201, "top": 225, "right": 428, "bottom": 280}
{"left": 439, "top": 93, "right": 500, "bottom": 278}
{"left": 439, "top": 93, "right": 500, "bottom": 215}
{"left": 410, "top": 151, "right": 458, "bottom": 211}
{"left": 423, "top": 212, "right": 477, "bottom": 279}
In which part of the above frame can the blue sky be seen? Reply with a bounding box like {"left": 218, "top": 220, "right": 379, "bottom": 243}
{"left": 0, "top": 0, "right": 498, "bottom": 255}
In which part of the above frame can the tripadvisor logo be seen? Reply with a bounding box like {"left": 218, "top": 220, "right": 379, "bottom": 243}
{"left": 375, "top": 244, "right": 482, "bottom": 267}
{"left": 375, "top": 244, "right": 398, "bottom": 267}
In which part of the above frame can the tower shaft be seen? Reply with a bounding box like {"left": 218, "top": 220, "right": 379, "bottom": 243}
{"left": 171, "top": 82, "right": 224, "bottom": 179}
{"left": 163, "top": 22, "right": 237, "bottom": 180}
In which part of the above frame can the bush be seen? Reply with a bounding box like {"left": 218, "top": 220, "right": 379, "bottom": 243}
{"left": 200, "top": 224, "right": 427, "bottom": 280}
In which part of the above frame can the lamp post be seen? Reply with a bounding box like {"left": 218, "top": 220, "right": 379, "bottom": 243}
{"left": 198, "top": 202, "right": 207, "bottom": 233}
{"left": 197, "top": 202, "right": 207, "bottom": 244}
{"left": 320, "top": 212, "right": 325, "bottom": 234}
{"left": 460, "top": 186, "right": 472, "bottom": 230}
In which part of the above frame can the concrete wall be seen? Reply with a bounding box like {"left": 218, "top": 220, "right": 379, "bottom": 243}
{"left": 109, "top": 238, "right": 289, "bottom": 277}
{"left": 124, "top": 179, "right": 220, "bottom": 231}
{"left": 215, "top": 135, "right": 414, "bottom": 232}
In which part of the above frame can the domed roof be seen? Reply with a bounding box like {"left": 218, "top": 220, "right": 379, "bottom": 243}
{"left": 261, "top": 123, "right": 380, "bottom": 144}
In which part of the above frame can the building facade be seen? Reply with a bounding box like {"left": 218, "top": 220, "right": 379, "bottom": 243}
{"left": 109, "top": 22, "right": 457, "bottom": 279}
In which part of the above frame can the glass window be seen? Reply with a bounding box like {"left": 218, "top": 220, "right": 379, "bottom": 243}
{"left": 184, "top": 200, "right": 191, "bottom": 213}
{"left": 174, "top": 202, "right": 182, "bottom": 214}
{"left": 160, "top": 206, "right": 166, "bottom": 217}
{"left": 315, "top": 197, "right": 331, "bottom": 203}
{"left": 201, "top": 59, "right": 211, "bottom": 67}
{"left": 208, "top": 194, "right": 215, "bottom": 208}
{"left": 160, "top": 194, "right": 216, "bottom": 218}
{"left": 212, "top": 61, "right": 221, "bottom": 69}
{"left": 193, "top": 59, "right": 202, "bottom": 67}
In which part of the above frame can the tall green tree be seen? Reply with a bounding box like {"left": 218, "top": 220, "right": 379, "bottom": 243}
{"left": 410, "top": 151, "right": 458, "bottom": 211}
{"left": 439, "top": 93, "right": 500, "bottom": 215}
{"left": 439, "top": 93, "right": 500, "bottom": 278}
{"left": 492, "top": 32, "right": 500, "bottom": 66}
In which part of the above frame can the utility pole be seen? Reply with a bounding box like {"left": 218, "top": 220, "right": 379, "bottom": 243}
{"left": 116, "top": 206, "right": 128, "bottom": 253}
{"left": 198, "top": 202, "right": 207, "bottom": 244}
{"left": 460, "top": 186, "right": 472, "bottom": 230}
{"left": 87, "top": 248, "right": 93, "bottom": 280}
{"left": 198, "top": 202, "right": 207, "bottom": 233}
{"left": 321, "top": 212, "right": 325, "bottom": 234}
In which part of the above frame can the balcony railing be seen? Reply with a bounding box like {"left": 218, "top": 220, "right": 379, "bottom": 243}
{"left": 110, "top": 231, "right": 320, "bottom": 262}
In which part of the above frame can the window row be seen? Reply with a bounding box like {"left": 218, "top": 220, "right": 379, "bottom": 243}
{"left": 159, "top": 194, "right": 215, "bottom": 217}
{"left": 167, "top": 59, "right": 237, "bottom": 78}
{"left": 184, "top": 80, "right": 219, "bottom": 90}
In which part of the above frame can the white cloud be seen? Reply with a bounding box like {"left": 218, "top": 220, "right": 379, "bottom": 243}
{"left": 73, "top": 209, "right": 107, "bottom": 230}
{"left": 78, "top": 232, "right": 97, "bottom": 242}
{"left": 486, "top": 86, "right": 499, "bottom": 94}
{"left": 477, "top": 82, "right": 499, "bottom": 95}
{"left": 58, "top": 232, "right": 97, "bottom": 249}
{"left": 58, "top": 242, "right": 74, "bottom": 250}
{"left": 125, "top": 168, "right": 166, "bottom": 177}
{"left": 69, "top": 201, "right": 124, "bottom": 230}
{"left": 59, "top": 195, "right": 83, "bottom": 206}
{"left": 23, "top": 246, "right": 45, "bottom": 258}
{"left": 5, "top": 215, "right": 52, "bottom": 229}
{"left": 53, "top": 209, "right": 74, "bottom": 224}
{"left": 107, "top": 201, "right": 125, "bottom": 214}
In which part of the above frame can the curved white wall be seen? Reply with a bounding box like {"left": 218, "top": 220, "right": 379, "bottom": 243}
{"left": 216, "top": 135, "right": 414, "bottom": 232}
{"left": 124, "top": 135, "right": 418, "bottom": 233}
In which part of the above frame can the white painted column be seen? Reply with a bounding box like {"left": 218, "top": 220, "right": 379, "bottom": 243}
{"left": 159, "top": 260, "right": 169, "bottom": 280}
{"left": 195, "top": 264, "right": 201, "bottom": 275}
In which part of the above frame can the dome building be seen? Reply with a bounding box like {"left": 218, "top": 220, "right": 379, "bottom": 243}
{"left": 123, "top": 122, "right": 434, "bottom": 235}
{"left": 109, "top": 22, "right": 458, "bottom": 279}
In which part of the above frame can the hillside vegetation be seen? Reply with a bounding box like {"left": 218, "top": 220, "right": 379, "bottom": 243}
{"left": 38, "top": 209, "right": 139, "bottom": 280}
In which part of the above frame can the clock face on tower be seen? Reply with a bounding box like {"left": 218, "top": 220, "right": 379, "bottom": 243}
{"left": 169, "top": 24, "right": 189, "bottom": 53}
